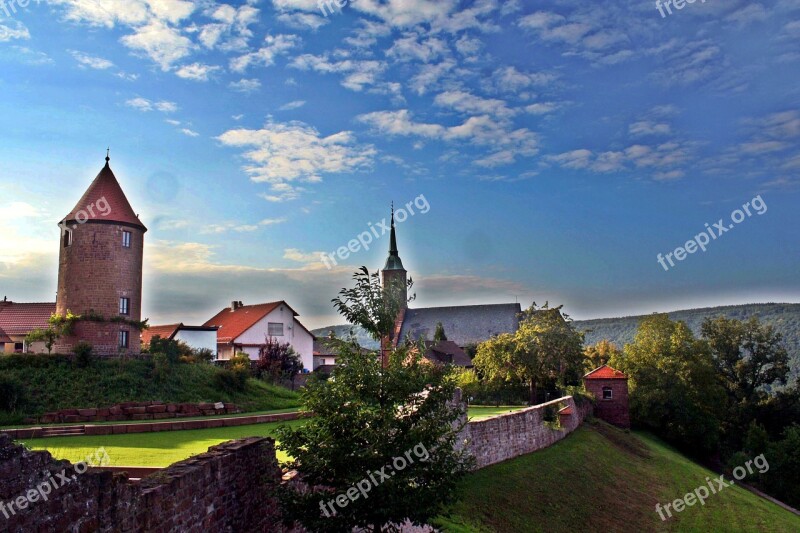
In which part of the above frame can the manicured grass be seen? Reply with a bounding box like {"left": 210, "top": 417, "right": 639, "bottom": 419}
{"left": 0, "top": 355, "right": 302, "bottom": 424}
{"left": 433, "top": 421, "right": 800, "bottom": 532}
{"left": 1, "top": 407, "right": 303, "bottom": 429}
{"left": 467, "top": 405, "right": 527, "bottom": 421}
{"left": 21, "top": 419, "right": 308, "bottom": 467}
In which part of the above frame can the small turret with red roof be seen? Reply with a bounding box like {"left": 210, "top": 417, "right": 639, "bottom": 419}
{"left": 583, "top": 364, "right": 630, "bottom": 428}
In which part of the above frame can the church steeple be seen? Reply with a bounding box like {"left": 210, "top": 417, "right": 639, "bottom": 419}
{"left": 383, "top": 202, "right": 405, "bottom": 271}
{"left": 381, "top": 202, "right": 408, "bottom": 314}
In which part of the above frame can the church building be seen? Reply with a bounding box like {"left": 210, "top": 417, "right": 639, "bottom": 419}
{"left": 381, "top": 207, "right": 521, "bottom": 361}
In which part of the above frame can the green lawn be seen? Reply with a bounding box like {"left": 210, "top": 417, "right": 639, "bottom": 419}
{"left": 433, "top": 421, "right": 800, "bottom": 532}
{"left": 467, "top": 405, "right": 527, "bottom": 421}
{"left": 21, "top": 419, "right": 307, "bottom": 467}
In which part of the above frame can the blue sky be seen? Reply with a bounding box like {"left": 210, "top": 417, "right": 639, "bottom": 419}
{"left": 0, "top": 0, "right": 798, "bottom": 329}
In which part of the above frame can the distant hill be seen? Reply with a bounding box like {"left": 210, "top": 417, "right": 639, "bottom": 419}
{"left": 574, "top": 303, "right": 800, "bottom": 378}
{"left": 313, "top": 303, "right": 800, "bottom": 377}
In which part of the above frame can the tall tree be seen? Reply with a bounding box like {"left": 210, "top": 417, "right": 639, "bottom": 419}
{"left": 433, "top": 322, "right": 447, "bottom": 342}
{"left": 583, "top": 339, "right": 622, "bottom": 371}
{"left": 473, "top": 303, "right": 585, "bottom": 405}
{"left": 278, "top": 339, "right": 471, "bottom": 531}
{"left": 611, "top": 314, "right": 725, "bottom": 454}
{"left": 332, "top": 266, "right": 414, "bottom": 342}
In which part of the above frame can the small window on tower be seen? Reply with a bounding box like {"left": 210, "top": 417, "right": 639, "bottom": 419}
{"left": 122, "top": 231, "right": 131, "bottom": 248}
{"left": 119, "top": 331, "right": 129, "bottom": 349}
{"left": 119, "top": 297, "right": 130, "bottom": 315}
{"left": 602, "top": 387, "right": 613, "bottom": 400}
{"left": 63, "top": 230, "right": 72, "bottom": 248}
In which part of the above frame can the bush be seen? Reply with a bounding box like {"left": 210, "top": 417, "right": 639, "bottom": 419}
{"left": 214, "top": 368, "right": 248, "bottom": 393}
{"left": 72, "top": 341, "right": 94, "bottom": 367}
{"left": 152, "top": 353, "right": 170, "bottom": 382}
{"left": 0, "top": 377, "right": 26, "bottom": 412}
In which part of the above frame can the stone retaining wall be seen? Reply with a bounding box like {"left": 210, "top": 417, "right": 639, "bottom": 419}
{"left": 463, "top": 396, "right": 592, "bottom": 469}
{"left": 0, "top": 434, "right": 285, "bottom": 532}
{"left": 32, "top": 401, "right": 242, "bottom": 425}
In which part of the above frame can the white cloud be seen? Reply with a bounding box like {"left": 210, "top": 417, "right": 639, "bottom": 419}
{"left": 279, "top": 100, "right": 306, "bottom": 110}
{"left": 125, "top": 97, "right": 178, "bottom": 113}
{"left": 490, "top": 66, "right": 557, "bottom": 93}
{"left": 120, "top": 19, "right": 194, "bottom": 71}
{"left": 230, "top": 34, "right": 300, "bottom": 72}
{"left": 0, "top": 21, "right": 30, "bottom": 42}
{"left": 217, "top": 119, "right": 376, "bottom": 201}
{"left": 229, "top": 78, "right": 262, "bottom": 93}
{"left": 434, "top": 90, "right": 515, "bottom": 119}
{"left": 181, "top": 128, "right": 199, "bottom": 137}
{"left": 175, "top": 62, "right": 220, "bottom": 81}
{"left": 69, "top": 50, "right": 114, "bottom": 69}
{"left": 629, "top": 121, "right": 671, "bottom": 137}
{"left": 277, "top": 12, "right": 328, "bottom": 31}
{"left": 290, "top": 54, "right": 387, "bottom": 91}
{"left": 387, "top": 32, "right": 448, "bottom": 63}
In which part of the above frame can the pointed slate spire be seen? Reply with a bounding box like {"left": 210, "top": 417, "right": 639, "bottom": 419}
{"left": 383, "top": 202, "right": 405, "bottom": 271}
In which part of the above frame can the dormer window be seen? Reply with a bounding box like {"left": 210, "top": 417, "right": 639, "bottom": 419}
{"left": 122, "top": 231, "right": 131, "bottom": 248}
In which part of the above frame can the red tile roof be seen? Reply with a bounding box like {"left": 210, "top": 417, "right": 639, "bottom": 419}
{"left": 0, "top": 302, "right": 56, "bottom": 336}
{"left": 62, "top": 160, "right": 147, "bottom": 231}
{"left": 203, "top": 302, "right": 287, "bottom": 343}
{"left": 141, "top": 324, "right": 182, "bottom": 345}
{"left": 0, "top": 328, "right": 11, "bottom": 343}
{"left": 584, "top": 364, "right": 628, "bottom": 380}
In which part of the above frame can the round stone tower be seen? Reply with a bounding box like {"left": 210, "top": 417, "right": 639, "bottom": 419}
{"left": 55, "top": 153, "right": 147, "bottom": 356}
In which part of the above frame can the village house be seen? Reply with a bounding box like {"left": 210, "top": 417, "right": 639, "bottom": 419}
{"left": 203, "top": 301, "right": 315, "bottom": 371}
{"left": 0, "top": 299, "right": 55, "bottom": 354}
{"left": 141, "top": 323, "right": 218, "bottom": 357}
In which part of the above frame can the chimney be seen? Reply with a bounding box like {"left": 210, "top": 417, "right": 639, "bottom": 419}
{"left": 238, "top": 301, "right": 243, "bottom": 308}
{"left": 231, "top": 301, "right": 238, "bottom": 311}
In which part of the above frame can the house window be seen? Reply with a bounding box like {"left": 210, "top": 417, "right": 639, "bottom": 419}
{"left": 119, "top": 297, "right": 130, "bottom": 315}
{"left": 14, "top": 343, "right": 23, "bottom": 353}
{"left": 602, "top": 387, "right": 613, "bottom": 400}
{"left": 268, "top": 322, "right": 284, "bottom": 336}
{"left": 63, "top": 230, "right": 72, "bottom": 248}
{"left": 122, "top": 231, "right": 131, "bottom": 248}
{"left": 119, "top": 330, "right": 129, "bottom": 349}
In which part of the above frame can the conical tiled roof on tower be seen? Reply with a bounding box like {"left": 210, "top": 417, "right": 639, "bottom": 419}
{"left": 61, "top": 153, "right": 147, "bottom": 231}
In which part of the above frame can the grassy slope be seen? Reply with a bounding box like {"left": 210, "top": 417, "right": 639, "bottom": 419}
{"left": 434, "top": 421, "right": 800, "bottom": 532}
{"left": 0, "top": 357, "right": 301, "bottom": 424}
{"left": 467, "top": 406, "right": 526, "bottom": 421}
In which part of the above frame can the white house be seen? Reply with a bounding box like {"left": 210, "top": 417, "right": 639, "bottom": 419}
{"left": 141, "top": 323, "right": 218, "bottom": 357}
{"left": 203, "top": 301, "right": 315, "bottom": 372}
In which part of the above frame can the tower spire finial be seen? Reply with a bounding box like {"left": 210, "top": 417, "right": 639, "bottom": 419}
{"left": 105, "top": 147, "right": 110, "bottom": 166}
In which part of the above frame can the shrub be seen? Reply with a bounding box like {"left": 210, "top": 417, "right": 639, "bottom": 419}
{"left": 72, "top": 341, "right": 94, "bottom": 367}
{"left": 0, "top": 377, "right": 26, "bottom": 412}
{"left": 152, "top": 353, "right": 170, "bottom": 382}
{"left": 214, "top": 368, "right": 248, "bottom": 393}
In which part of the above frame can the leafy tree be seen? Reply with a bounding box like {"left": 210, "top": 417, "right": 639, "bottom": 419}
{"left": 277, "top": 339, "right": 472, "bottom": 532}
{"left": 433, "top": 322, "right": 447, "bottom": 342}
{"left": 24, "top": 328, "right": 58, "bottom": 355}
{"left": 257, "top": 336, "right": 304, "bottom": 385}
{"left": 701, "top": 316, "right": 789, "bottom": 409}
{"left": 583, "top": 339, "right": 622, "bottom": 371}
{"left": 332, "top": 266, "right": 414, "bottom": 342}
{"left": 473, "top": 303, "right": 585, "bottom": 405}
{"left": 611, "top": 314, "right": 725, "bottom": 454}
{"left": 146, "top": 335, "right": 193, "bottom": 364}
